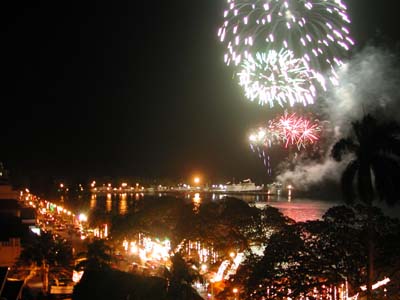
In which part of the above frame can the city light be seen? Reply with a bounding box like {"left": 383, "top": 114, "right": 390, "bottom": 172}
{"left": 123, "top": 236, "right": 171, "bottom": 264}
{"left": 72, "top": 270, "right": 84, "bottom": 283}
{"left": 193, "top": 193, "right": 201, "bottom": 202}
{"left": 287, "top": 185, "right": 293, "bottom": 200}
{"left": 78, "top": 213, "right": 88, "bottom": 222}
{"left": 233, "top": 287, "right": 239, "bottom": 300}
{"left": 201, "top": 264, "right": 207, "bottom": 273}
{"left": 360, "top": 277, "right": 390, "bottom": 291}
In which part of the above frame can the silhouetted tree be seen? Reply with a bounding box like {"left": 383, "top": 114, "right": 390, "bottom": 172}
{"left": 73, "top": 268, "right": 167, "bottom": 300}
{"left": 165, "top": 253, "right": 200, "bottom": 300}
{"left": 111, "top": 196, "right": 185, "bottom": 246}
{"left": 18, "top": 232, "right": 73, "bottom": 293}
{"left": 331, "top": 114, "right": 400, "bottom": 300}
{"left": 76, "top": 239, "right": 112, "bottom": 271}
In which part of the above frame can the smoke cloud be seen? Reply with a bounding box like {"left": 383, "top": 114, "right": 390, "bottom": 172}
{"left": 277, "top": 156, "right": 347, "bottom": 189}
{"left": 327, "top": 46, "right": 400, "bottom": 135}
{"left": 277, "top": 47, "right": 400, "bottom": 190}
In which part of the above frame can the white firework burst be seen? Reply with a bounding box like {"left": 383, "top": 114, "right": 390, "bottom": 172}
{"left": 237, "top": 49, "right": 323, "bottom": 107}
{"left": 218, "top": 0, "right": 354, "bottom": 73}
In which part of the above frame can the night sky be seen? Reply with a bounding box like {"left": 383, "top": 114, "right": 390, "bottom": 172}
{"left": 1, "top": 0, "right": 399, "bottom": 184}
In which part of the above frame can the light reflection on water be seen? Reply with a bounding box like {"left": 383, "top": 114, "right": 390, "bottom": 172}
{"left": 90, "top": 194, "right": 96, "bottom": 210}
{"left": 214, "top": 193, "right": 339, "bottom": 222}
{"left": 119, "top": 193, "right": 128, "bottom": 215}
{"left": 106, "top": 193, "right": 112, "bottom": 212}
{"left": 64, "top": 192, "right": 339, "bottom": 224}
{"left": 192, "top": 193, "right": 201, "bottom": 214}
{"left": 255, "top": 199, "right": 338, "bottom": 222}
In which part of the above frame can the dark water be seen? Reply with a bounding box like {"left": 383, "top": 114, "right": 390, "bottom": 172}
{"left": 61, "top": 192, "right": 341, "bottom": 224}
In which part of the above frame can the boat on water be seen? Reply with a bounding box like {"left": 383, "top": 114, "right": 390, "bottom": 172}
{"left": 222, "top": 179, "right": 264, "bottom": 193}
{"left": 208, "top": 179, "right": 284, "bottom": 194}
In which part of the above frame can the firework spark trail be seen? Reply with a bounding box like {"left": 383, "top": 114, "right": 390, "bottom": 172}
{"left": 250, "top": 145, "right": 273, "bottom": 174}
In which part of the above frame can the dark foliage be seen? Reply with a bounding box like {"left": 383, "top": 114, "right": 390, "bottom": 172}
{"left": 76, "top": 238, "right": 112, "bottom": 272}
{"left": 226, "top": 205, "right": 400, "bottom": 300}
{"left": 73, "top": 269, "right": 167, "bottom": 300}
{"left": 331, "top": 114, "right": 400, "bottom": 205}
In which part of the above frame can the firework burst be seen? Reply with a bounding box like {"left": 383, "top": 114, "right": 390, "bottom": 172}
{"left": 218, "top": 0, "right": 354, "bottom": 75}
{"left": 249, "top": 113, "right": 321, "bottom": 150}
{"left": 238, "top": 49, "right": 324, "bottom": 107}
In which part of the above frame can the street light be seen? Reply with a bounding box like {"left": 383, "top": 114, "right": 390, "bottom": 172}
{"left": 233, "top": 287, "right": 239, "bottom": 300}
{"left": 78, "top": 213, "right": 87, "bottom": 222}
{"left": 201, "top": 264, "right": 207, "bottom": 273}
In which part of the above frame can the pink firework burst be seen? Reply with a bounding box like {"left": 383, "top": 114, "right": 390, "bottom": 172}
{"left": 274, "top": 113, "right": 320, "bottom": 149}
{"left": 249, "top": 113, "right": 321, "bottom": 150}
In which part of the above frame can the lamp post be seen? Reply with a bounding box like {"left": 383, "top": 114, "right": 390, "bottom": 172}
{"left": 210, "top": 280, "right": 214, "bottom": 300}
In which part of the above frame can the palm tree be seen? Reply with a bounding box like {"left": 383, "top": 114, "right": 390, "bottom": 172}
{"left": 19, "top": 232, "right": 73, "bottom": 294}
{"left": 331, "top": 114, "right": 400, "bottom": 300}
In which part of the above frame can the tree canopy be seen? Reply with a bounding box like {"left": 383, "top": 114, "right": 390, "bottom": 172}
{"left": 224, "top": 205, "right": 400, "bottom": 300}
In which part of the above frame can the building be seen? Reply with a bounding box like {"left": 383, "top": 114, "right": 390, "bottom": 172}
{"left": 0, "top": 163, "right": 23, "bottom": 267}
{"left": 0, "top": 163, "right": 19, "bottom": 200}
{"left": 20, "top": 207, "right": 37, "bottom": 226}
{"left": 0, "top": 199, "right": 20, "bottom": 218}
{"left": 0, "top": 216, "right": 23, "bottom": 267}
